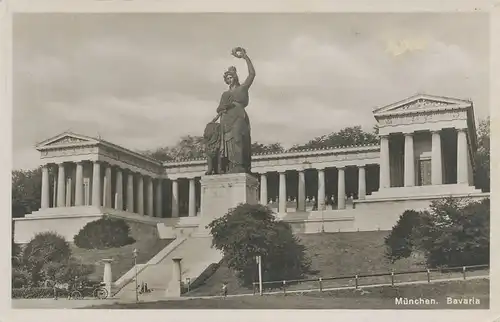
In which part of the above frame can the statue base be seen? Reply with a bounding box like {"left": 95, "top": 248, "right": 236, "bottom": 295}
{"left": 195, "top": 173, "right": 259, "bottom": 236}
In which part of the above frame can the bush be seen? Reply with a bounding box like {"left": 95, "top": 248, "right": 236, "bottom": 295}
{"left": 385, "top": 197, "right": 490, "bottom": 268}
{"left": 12, "top": 267, "right": 31, "bottom": 289}
{"left": 384, "top": 210, "right": 421, "bottom": 262}
{"left": 41, "top": 257, "right": 94, "bottom": 284}
{"left": 73, "top": 216, "right": 135, "bottom": 249}
{"left": 208, "top": 203, "right": 310, "bottom": 287}
{"left": 22, "top": 232, "right": 71, "bottom": 285}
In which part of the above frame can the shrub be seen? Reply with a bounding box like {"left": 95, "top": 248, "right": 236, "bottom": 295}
{"left": 73, "top": 216, "right": 135, "bottom": 249}
{"left": 41, "top": 257, "right": 94, "bottom": 283}
{"left": 384, "top": 210, "right": 421, "bottom": 262}
{"left": 208, "top": 203, "right": 310, "bottom": 287}
{"left": 22, "top": 232, "right": 71, "bottom": 285}
{"left": 385, "top": 197, "right": 490, "bottom": 268}
{"left": 12, "top": 267, "right": 31, "bottom": 289}
{"left": 12, "top": 287, "right": 69, "bottom": 299}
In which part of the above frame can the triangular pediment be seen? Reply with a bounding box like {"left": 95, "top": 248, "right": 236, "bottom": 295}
{"left": 373, "top": 94, "right": 471, "bottom": 115}
{"left": 36, "top": 132, "right": 98, "bottom": 149}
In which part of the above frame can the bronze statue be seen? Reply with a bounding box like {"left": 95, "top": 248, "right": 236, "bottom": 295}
{"left": 204, "top": 47, "right": 255, "bottom": 175}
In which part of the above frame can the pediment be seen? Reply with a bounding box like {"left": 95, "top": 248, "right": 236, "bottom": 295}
{"left": 373, "top": 94, "right": 471, "bottom": 115}
{"left": 36, "top": 132, "right": 98, "bottom": 149}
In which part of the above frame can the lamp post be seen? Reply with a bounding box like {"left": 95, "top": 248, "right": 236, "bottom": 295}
{"left": 133, "top": 248, "right": 138, "bottom": 303}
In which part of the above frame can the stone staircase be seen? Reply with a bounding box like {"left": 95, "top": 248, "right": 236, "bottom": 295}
{"left": 113, "top": 235, "right": 223, "bottom": 300}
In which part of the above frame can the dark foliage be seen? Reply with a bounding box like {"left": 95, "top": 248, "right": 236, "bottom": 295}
{"left": 73, "top": 217, "right": 135, "bottom": 249}
{"left": 208, "top": 203, "right": 310, "bottom": 287}
{"left": 385, "top": 197, "right": 489, "bottom": 268}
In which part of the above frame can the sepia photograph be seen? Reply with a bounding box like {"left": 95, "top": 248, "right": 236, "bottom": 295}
{"left": 7, "top": 4, "right": 493, "bottom": 315}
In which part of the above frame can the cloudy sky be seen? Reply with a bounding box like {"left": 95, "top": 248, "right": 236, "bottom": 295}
{"left": 13, "top": 13, "right": 489, "bottom": 170}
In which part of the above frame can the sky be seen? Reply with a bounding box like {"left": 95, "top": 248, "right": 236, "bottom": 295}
{"left": 12, "top": 13, "right": 489, "bottom": 170}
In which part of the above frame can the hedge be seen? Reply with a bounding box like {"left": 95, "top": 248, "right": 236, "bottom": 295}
{"left": 74, "top": 217, "right": 135, "bottom": 249}
{"left": 12, "top": 287, "right": 70, "bottom": 299}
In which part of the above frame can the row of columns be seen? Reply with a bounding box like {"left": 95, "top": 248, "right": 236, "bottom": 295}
{"left": 169, "top": 178, "right": 198, "bottom": 218}
{"left": 379, "top": 128, "right": 469, "bottom": 188}
{"left": 259, "top": 165, "right": 367, "bottom": 213}
{"left": 40, "top": 161, "right": 164, "bottom": 218}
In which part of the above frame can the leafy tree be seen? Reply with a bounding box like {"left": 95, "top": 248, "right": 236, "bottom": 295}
{"left": 73, "top": 217, "right": 135, "bottom": 249}
{"left": 290, "top": 126, "right": 378, "bottom": 151}
{"left": 208, "top": 203, "right": 310, "bottom": 287}
{"left": 12, "top": 167, "right": 42, "bottom": 218}
{"left": 385, "top": 197, "right": 489, "bottom": 268}
{"left": 384, "top": 210, "right": 421, "bottom": 262}
{"left": 22, "top": 232, "right": 72, "bottom": 285}
{"left": 475, "top": 117, "right": 490, "bottom": 192}
{"left": 251, "top": 142, "right": 285, "bottom": 154}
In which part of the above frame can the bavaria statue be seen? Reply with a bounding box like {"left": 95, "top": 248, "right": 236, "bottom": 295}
{"left": 204, "top": 47, "right": 256, "bottom": 175}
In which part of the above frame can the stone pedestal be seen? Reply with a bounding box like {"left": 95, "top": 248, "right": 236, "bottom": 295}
{"left": 165, "top": 258, "right": 182, "bottom": 297}
{"left": 101, "top": 258, "right": 113, "bottom": 297}
{"left": 197, "top": 173, "right": 259, "bottom": 235}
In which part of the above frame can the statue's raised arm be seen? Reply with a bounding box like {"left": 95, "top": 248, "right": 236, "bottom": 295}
{"left": 232, "top": 47, "right": 255, "bottom": 89}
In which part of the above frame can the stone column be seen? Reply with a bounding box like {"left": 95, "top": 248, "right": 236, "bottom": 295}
{"left": 147, "top": 177, "right": 154, "bottom": 217}
{"left": 114, "top": 168, "right": 123, "bottom": 210}
{"left": 65, "top": 176, "right": 72, "bottom": 207}
{"left": 103, "top": 164, "right": 112, "bottom": 208}
{"left": 126, "top": 171, "right": 134, "bottom": 212}
{"left": 171, "top": 179, "right": 179, "bottom": 218}
{"left": 155, "top": 179, "right": 163, "bottom": 217}
{"left": 279, "top": 171, "right": 287, "bottom": 213}
{"left": 102, "top": 259, "right": 113, "bottom": 297}
{"left": 74, "top": 162, "right": 84, "bottom": 206}
{"left": 431, "top": 130, "right": 443, "bottom": 185}
{"left": 379, "top": 135, "right": 390, "bottom": 189}
{"left": 457, "top": 128, "right": 469, "bottom": 184}
{"left": 259, "top": 173, "right": 268, "bottom": 205}
{"left": 317, "top": 168, "right": 325, "bottom": 211}
{"left": 57, "top": 163, "right": 66, "bottom": 207}
{"left": 91, "top": 161, "right": 101, "bottom": 207}
{"left": 404, "top": 133, "right": 415, "bottom": 187}
{"left": 137, "top": 175, "right": 144, "bottom": 215}
{"left": 337, "top": 167, "right": 346, "bottom": 209}
{"left": 358, "top": 165, "right": 366, "bottom": 200}
{"left": 188, "top": 178, "right": 196, "bottom": 217}
{"left": 41, "top": 165, "right": 50, "bottom": 209}
{"left": 297, "top": 170, "right": 306, "bottom": 212}
{"left": 166, "top": 258, "right": 182, "bottom": 297}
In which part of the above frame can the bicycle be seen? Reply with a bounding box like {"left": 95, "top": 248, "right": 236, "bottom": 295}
{"left": 69, "top": 281, "right": 109, "bottom": 300}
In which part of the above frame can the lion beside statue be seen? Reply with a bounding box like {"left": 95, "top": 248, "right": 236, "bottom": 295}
{"left": 203, "top": 120, "right": 223, "bottom": 175}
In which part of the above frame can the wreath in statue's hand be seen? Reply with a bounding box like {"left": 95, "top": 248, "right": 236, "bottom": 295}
{"left": 231, "top": 47, "right": 246, "bottom": 58}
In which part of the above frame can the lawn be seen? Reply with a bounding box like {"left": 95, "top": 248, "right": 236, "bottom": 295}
{"left": 187, "top": 231, "right": 428, "bottom": 296}
{"left": 85, "top": 278, "right": 489, "bottom": 309}
{"left": 71, "top": 220, "right": 173, "bottom": 282}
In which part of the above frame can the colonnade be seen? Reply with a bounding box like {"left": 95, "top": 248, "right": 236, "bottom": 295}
{"left": 258, "top": 164, "right": 369, "bottom": 213}
{"left": 40, "top": 161, "right": 164, "bottom": 218}
{"left": 378, "top": 128, "right": 470, "bottom": 188}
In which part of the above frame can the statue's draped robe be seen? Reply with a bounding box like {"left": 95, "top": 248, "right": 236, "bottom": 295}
{"left": 217, "top": 85, "right": 252, "bottom": 173}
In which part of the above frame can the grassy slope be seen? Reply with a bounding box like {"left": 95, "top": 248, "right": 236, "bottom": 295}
{"left": 87, "top": 279, "right": 489, "bottom": 309}
{"left": 187, "top": 231, "right": 427, "bottom": 296}
{"left": 71, "top": 221, "right": 173, "bottom": 282}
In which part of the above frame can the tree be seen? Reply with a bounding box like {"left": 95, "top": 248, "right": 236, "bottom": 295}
{"left": 41, "top": 258, "right": 94, "bottom": 284}
{"left": 73, "top": 217, "right": 135, "bottom": 249}
{"left": 385, "top": 197, "right": 489, "bottom": 268}
{"left": 141, "top": 135, "right": 205, "bottom": 162}
{"left": 251, "top": 142, "right": 285, "bottom": 154}
{"left": 475, "top": 117, "right": 490, "bottom": 192}
{"left": 290, "top": 126, "right": 378, "bottom": 151}
{"left": 22, "top": 232, "right": 72, "bottom": 285}
{"left": 12, "top": 167, "right": 42, "bottom": 218}
{"left": 208, "top": 203, "right": 310, "bottom": 287}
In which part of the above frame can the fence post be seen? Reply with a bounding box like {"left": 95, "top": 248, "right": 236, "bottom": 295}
{"left": 355, "top": 275, "right": 359, "bottom": 289}
{"left": 319, "top": 278, "right": 323, "bottom": 292}
{"left": 391, "top": 271, "right": 394, "bottom": 286}
{"left": 253, "top": 282, "right": 256, "bottom": 295}
{"left": 427, "top": 269, "right": 431, "bottom": 283}
{"left": 462, "top": 266, "right": 466, "bottom": 280}
{"left": 282, "top": 280, "right": 287, "bottom": 296}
